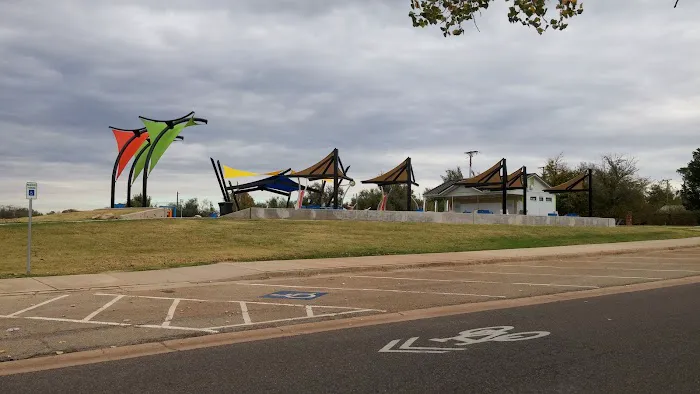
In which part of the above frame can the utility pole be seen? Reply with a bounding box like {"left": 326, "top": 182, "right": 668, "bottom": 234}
{"left": 661, "top": 179, "right": 671, "bottom": 205}
{"left": 538, "top": 166, "right": 546, "bottom": 177}
{"left": 465, "top": 150, "right": 479, "bottom": 177}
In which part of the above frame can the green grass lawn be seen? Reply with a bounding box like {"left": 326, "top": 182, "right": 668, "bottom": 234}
{"left": 0, "top": 219, "right": 697, "bottom": 278}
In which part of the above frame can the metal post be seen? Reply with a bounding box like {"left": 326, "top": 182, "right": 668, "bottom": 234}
{"left": 522, "top": 166, "right": 528, "bottom": 216}
{"left": 26, "top": 199, "right": 32, "bottom": 275}
{"left": 406, "top": 158, "right": 412, "bottom": 211}
{"left": 333, "top": 148, "right": 339, "bottom": 209}
{"left": 501, "top": 159, "right": 508, "bottom": 215}
{"left": 126, "top": 140, "right": 151, "bottom": 207}
{"left": 588, "top": 168, "right": 593, "bottom": 217}
{"left": 211, "top": 158, "right": 228, "bottom": 202}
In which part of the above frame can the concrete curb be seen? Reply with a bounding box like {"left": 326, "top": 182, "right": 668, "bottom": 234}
{"left": 2, "top": 275, "right": 699, "bottom": 377}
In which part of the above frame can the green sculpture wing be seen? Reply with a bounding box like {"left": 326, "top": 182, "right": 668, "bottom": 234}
{"left": 130, "top": 140, "right": 152, "bottom": 184}
{"left": 147, "top": 117, "right": 197, "bottom": 173}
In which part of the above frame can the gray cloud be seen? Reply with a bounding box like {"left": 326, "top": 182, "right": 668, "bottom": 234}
{"left": 0, "top": 0, "right": 698, "bottom": 211}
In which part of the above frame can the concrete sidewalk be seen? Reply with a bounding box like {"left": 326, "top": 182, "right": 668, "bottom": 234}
{"left": 1, "top": 237, "right": 699, "bottom": 296}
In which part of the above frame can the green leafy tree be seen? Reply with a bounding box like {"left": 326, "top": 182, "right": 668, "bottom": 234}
{"left": 350, "top": 185, "right": 422, "bottom": 211}
{"left": 128, "top": 194, "right": 152, "bottom": 208}
{"left": 265, "top": 196, "right": 290, "bottom": 208}
{"left": 234, "top": 192, "right": 257, "bottom": 210}
{"left": 646, "top": 181, "right": 681, "bottom": 211}
{"left": 409, "top": 0, "right": 585, "bottom": 37}
{"left": 677, "top": 149, "right": 700, "bottom": 210}
{"left": 543, "top": 154, "right": 649, "bottom": 220}
{"left": 594, "top": 155, "right": 648, "bottom": 220}
{"left": 351, "top": 188, "right": 384, "bottom": 210}
{"left": 441, "top": 167, "right": 464, "bottom": 182}
{"left": 181, "top": 198, "right": 201, "bottom": 217}
{"left": 0, "top": 205, "right": 43, "bottom": 219}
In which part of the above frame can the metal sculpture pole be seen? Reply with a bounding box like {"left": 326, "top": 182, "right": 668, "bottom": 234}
{"left": 588, "top": 168, "right": 593, "bottom": 217}
{"left": 522, "top": 166, "right": 528, "bottom": 215}
{"left": 110, "top": 127, "right": 146, "bottom": 208}
{"left": 333, "top": 148, "right": 340, "bottom": 209}
{"left": 126, "top": 140, "right": 151, "bottom": 207}
{"left": 501, "top": 159, "right": 508, "bottom": 215}
{"left": 406, "top": 157, "right": 412, "bottom": 211}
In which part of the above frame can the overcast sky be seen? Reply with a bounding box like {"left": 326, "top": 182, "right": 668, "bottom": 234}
{"left": 1, "top": 0, "right": 697, "bottom": 212}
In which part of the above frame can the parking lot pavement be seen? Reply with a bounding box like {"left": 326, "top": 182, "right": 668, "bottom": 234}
{"left": 1, "top": 247, "right": 698, "bottom": 362}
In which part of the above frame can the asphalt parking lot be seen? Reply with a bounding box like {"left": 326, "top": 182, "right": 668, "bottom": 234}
{"left": 1, "top": 247, "right": 698, "bottom": 361}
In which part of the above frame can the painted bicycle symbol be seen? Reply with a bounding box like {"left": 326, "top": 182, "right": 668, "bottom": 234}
{"left": 379, "top": 326, "right": 551, "bottom": 354}
{"left": 431, "top": 326, "right": 550, "bottom": 345}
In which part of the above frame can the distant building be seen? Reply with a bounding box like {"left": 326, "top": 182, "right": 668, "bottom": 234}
{"left": 423, "top": 174, "right": 557, "bottom": 216}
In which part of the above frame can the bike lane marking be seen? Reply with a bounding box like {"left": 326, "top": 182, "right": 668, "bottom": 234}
{"left": 378, "top": 326, "right": 551, "bottom": 354}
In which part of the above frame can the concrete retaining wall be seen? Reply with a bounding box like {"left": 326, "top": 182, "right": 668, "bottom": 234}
{"left": 120, "top": 208, "right": 170, "bottom": 220}
{"left": 223, "top": 208, "right": 616, "bottom": 227}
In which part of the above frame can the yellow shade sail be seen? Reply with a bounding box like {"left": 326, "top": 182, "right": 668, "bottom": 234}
{"left": 222, "top": 166, "right": 289, "bottom": 179}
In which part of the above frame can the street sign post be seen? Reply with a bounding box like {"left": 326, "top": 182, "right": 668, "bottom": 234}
{"left": 26, "top": 182, "right": 37, "bottom": 275}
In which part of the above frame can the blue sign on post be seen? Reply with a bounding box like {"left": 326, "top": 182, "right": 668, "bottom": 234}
{"left": 262, "top": 291, "right": 328, "bottom": 300}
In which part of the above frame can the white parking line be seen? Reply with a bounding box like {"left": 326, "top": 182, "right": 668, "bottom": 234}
{"left": 305, "top": 305, "right": 314, "bottom": 317}
{"left": 162, "top": 298, "right": 181, "bottom": 327}
{"left": 496, "top": 264, "right": 700, "bottom": 273}
{"left": 240, "top": 301, "right": 252, "bottom": 324}
{"left": 235, "top": 282, "right": 506, "bottom": 298}
{"left": 6, "top": 295, "right": 69, "bottom": 317}
{"left": 347, "top": 275, "right": 599, "bottom": 289}
{"left": 83, "top": 295, "right": 125, "bottom": 322}
{"left": 425, "top": 268, "right": 663, "bottom": 280}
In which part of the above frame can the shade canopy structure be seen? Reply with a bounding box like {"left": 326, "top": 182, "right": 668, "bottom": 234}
{"left": 543, "top": 169, "right": 593, "bottom": 217}
{"left": 480, "top": 166, "right": 529, "bottom": 214}
{"left": 290, "top": 148, "right": 353, "bottom": 209}
{"left": 455, "top": 160, "right": 504, "bottom": 187}
{"left": 362, "top": 157, "right": 418, "bottom": 211}
{"left": 210, "top": 159, "right": 319, "bottom": 211}
{"left": 454, "top": 159, "right": 509, "bottom": 214}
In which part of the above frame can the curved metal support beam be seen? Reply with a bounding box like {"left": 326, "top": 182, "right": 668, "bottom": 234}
{"left": 110, "top": 126, "right": 149, "bottom": 208}
{"left": 139, "top": 114, "right": 207, "bottom": 207}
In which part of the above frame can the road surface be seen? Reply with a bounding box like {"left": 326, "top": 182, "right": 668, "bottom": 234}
{"left": 2, "top": 283, "right": 698, "bottom": 393}
{"left": 2, "top": 247, "right": 699, "bottom": 361}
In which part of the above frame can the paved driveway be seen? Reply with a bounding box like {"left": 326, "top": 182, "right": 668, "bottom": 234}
{"left": 1, "top": 247, "right": 698, "bottom": 361}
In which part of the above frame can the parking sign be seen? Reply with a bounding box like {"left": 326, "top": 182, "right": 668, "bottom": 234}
{"left": 26, "top": 182, "right": 38, "bottom": 200}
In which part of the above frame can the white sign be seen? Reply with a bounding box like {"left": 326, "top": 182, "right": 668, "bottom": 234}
{"left": 26, "top": 182, "right": 38, "bottom": 200}
{"left": 378, "top": 326, "right": 550, "bottom": 354}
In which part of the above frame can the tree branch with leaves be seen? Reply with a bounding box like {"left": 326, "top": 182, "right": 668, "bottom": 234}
{"left": 409, "top": 0, "right": 584, "bottom": 36}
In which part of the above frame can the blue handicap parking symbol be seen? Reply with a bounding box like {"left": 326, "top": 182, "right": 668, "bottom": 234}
{"left": 28, "top": 190, "right": 35, "bottom": 196}
{"left": 262, "top": 291, "right": 327, "bottom": 300}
